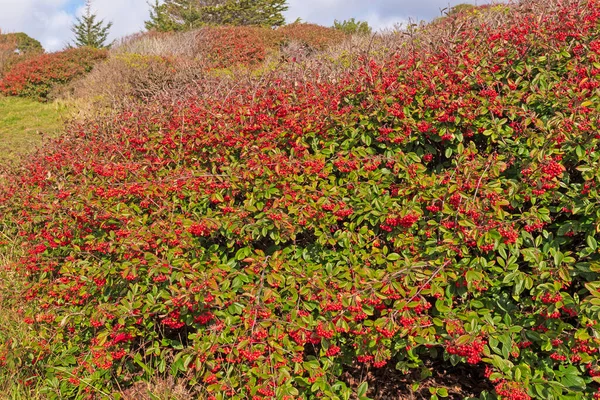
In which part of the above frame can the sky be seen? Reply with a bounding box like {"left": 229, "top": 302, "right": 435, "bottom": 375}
{"left": 0, "top": 0, "right": 492, "bottom": 52}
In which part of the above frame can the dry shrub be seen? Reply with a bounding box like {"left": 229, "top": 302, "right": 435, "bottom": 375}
{"left": 111, "top": 30, "right": 203, "bottom": 59}
{"left": 70, "top": 23, "right": 391, "bottom": 110}
{"left": 67, "top": 53, "right": 206, "bottom": 108}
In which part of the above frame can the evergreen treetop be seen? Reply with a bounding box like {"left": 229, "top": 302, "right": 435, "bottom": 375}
{"left": 146, "top": 0, "right": 288, "bottom": 32}
{"left": 72, "top": 0, "right": 113, "bottom": 48}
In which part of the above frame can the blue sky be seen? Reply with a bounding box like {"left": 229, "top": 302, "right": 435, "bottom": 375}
{"left": 0, "top": 0, "right": 492, "bottom": 52}
{"left": 65, "top": 0, "right": 82, "bottom": 14}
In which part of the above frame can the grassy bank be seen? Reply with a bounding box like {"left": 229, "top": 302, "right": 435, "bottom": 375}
{"left": 0, "top": 97, "right": 70, "bottom": 163}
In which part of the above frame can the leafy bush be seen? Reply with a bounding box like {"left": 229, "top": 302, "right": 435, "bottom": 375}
{"left": 278, "top": 23, "right": 347, "bottom": 52}
{"left": 0, "top": 32, "right": 44, "bottom": 54}
{"left": 0, "top": 31, "right": 44, "bottom": 76}
{"left": 333, "top": 18, "right": 372, "bottom": 36}
{"left": 0, "top": 31, "right": 43, "bottom": 77}
{"left": 447, "top": 3, "right": 477, "bottom": 16}
{"left": 197, "top": 24, "right": 346, "bottom": 68}
{"left": 0, "top": 47, "right": 107, "bottom": 100}
{"left": 2, "top": 0, "right": 600, "bottom": 399}
{"left": 198, "top": 25, "right": 282, "bottom": 68}
{"left": 0, "top": 32, "right": 17, "bottom": 76}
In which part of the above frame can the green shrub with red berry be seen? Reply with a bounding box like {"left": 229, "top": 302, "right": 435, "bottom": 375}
{"left": 0, "top": 47, "right": 107, "bottom": 100}
{"left": 1, "top": 0, "right": 600, "bottom": 399}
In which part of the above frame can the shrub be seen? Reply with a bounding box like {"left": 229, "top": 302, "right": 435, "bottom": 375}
{"left": 111, "top": 30, "right": 203, "bottom": 58}
{"left": 2, "top": 0, "right": 600, "bottom": 399}
{"left": 0, "top": 47, "right": 107, "bottom": 100}
{"left": 278, "top": 23, "right": 347, "bottom": 52}
{"left": 0, "top": 32, "right": 44, "bottom": 54}
{"left": 0, "top": 31, "right": 44, "bottom": 77}
{"left": 447, "top": 3, "right": 477, "bottom": 16}
{"left": 113, "top": 24, "right": 347, "bottom": 69}
{"left": 333, "top": 18, "right": 372, "bottom": 36}
{"left": 197, "top": 25, "right": 283, "bottom": 68}
{"left": 68, "top": 52, "right": 205, "bottom": 107}
{"left": 0, "top": 31, "right": 18, "bottom": 76}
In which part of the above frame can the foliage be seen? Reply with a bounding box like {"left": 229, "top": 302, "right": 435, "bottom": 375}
{"left": 198, "top": 25, "right": 282, "bottom": 68}
{"left": 146, "top": 0, "right": 288, "bottom": 31}
{"left": 145, "top": 0, "right": 180, "bottom": 32}
{"left": 278, "top": 23, "right": 347, "bottom": 52}
{"left": 333, "top": 18, "right": 372, "bottom": 36}
{"left": 1, "top": 0, "right": 600, "bottom": 399}
{"left": 211, "top": 0, "right": 288, "bottom": 27}
{"left": 192, "top": 24, "right": 345, "bottom": 69}
{"left": 71, "top": 0, "right": 113, "bottom": 48}
{"left": 0, "top": 31, "right": 18, "bottom": 77}
{"left": 447, "top": 3, "right": 477, "bottom": 16}
{"left": 0, "top": 32, "right": 43, "bottom": 54}
{"left": 0, "top": 31, "right": 43, "bottom": 77}
{"left": 0, "top": 47, "right": 107, "bottom": 100}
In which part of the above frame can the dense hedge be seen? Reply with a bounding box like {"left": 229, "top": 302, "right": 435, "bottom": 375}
{"left": 1, "top": 0, "right": 600, "bottom": 399}
{"left": 0, "top": 47, "right": 107, "bottom": 100}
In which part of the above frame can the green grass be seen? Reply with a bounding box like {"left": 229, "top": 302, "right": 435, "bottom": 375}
{"left": 0, "top": 96, "right": 71, "bottom": 163}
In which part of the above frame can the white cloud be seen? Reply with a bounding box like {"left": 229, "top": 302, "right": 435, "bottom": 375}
{"left": 0, "top": 0, "right": 74, "bottom": 51}
{"left": 77, "top": 0, "right": 151, "bottom": 47}
{"left": 284, "top": 0, "right": 491, "bottom": 31}
{"left": 0, "top": 0, "right": 491, "bottom": 52}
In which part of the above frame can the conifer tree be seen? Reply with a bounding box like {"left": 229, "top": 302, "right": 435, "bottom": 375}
{"left": 217, "top": 0, "right": 287, "bottom": 27}
{"left": 146, "top": 0, "right": 288, "bottom": 31}
{"left": 145, "top": 0, "right": 179, "bottom": 32}
{"left": 72, "top": 0, "right": 113, "bottom": 48}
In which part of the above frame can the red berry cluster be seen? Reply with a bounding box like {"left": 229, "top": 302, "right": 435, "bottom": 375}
{"left": 446, "top": 337, "right": 486, "bottom": 364}
{"left": 495, "top": 380, "right": 531, "bottom": 400}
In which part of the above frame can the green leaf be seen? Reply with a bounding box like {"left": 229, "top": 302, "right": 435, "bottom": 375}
{"left": 387, "top": 253, "right": 400, "bottom": 261}
{"left": 587, "top": 236, "right": 598, "bottom": 251}
{"left": 357, "top": 382, "right": 368, "bottom": 398}
{"left": 561, "top": 373, "right": 585, "bottom": 391}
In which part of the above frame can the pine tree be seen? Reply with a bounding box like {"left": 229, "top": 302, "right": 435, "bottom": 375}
{"left": 217, "top": 0, "right": 287, "bottom": 27}
{"left": 72, "top": 0, "right": 113, "bottom": 48}
{"left": 145, "top": 0, "right": 288, "bottom": 32}
{"left": 145, "top": 0, "right": 179, "bottom": 32}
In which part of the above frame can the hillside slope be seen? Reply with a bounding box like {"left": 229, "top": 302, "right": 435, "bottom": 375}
{"left": 1, "top": 0, "right": 600, "bottom": 399}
